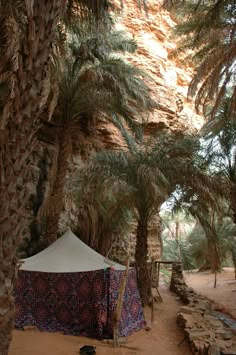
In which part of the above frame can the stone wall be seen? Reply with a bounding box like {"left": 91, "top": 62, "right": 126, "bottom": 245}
{"left": 170, "top": 263, "right": 236, "bottom": 354}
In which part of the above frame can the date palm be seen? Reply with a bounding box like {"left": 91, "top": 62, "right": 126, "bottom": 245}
{"left": 202, "top": 97, "right": 236, "bottom": 277}
{"left": 69, "top": 174, "right": 133, "bottom": 256}
{"left": 189, "top": 217, "right": 236, "bottom": 274}
{"left": 172, "top": 159, "right": 227, "bottom": 283}
{"left": 171, "top": 0, "right": 236, "bottom": 118}
{"left": 161, "top": 211, "right": 195, "bottom": 269}
{"left": 82, "top": 122, "right": 217, "bottom": 305}
{"left": 0, "top": 1, "right": 112, "bottom": 353}
{"left": 39, "top": 30, "right": 156, "bottom": 247}
{"left": 0, "top": 2, "right": 66, "bottom": 353}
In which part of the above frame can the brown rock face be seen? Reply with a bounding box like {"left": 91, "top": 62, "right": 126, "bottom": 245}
{"left": 100, "top": 1, "right": 204, "bottom": 262}
{"left": 119, "top": 0, "right": 203, "bottom": 129}
{"left": 98, "top": 0, "right": 203, "bottom": 148}
{"left": 23, "top": 2, "right": 203, "bottom": 260}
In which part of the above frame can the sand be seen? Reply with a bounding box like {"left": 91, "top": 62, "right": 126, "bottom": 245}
{"left": 10, "top": 268, "right": 236, "bottom": 354}
{"left": 9, "top": 285, "right": 190, "bottom": 355}
{"left": 184, "top": 267, "right": 236, "bottom": 319}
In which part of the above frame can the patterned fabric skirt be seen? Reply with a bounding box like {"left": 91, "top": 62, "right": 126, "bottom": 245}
{"left": 14, "top": 268, "right": 145, "bottom": 338}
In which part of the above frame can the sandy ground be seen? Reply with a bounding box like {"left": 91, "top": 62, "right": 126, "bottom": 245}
{"left": 9, "top": 285, "right": 191, "bottom": 355}
{"left": 184, "top": 267, "right": 236, "bottom": 319}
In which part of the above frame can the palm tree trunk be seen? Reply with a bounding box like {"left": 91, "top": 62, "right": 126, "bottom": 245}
{"left": 230, "top": 188, "right": 236, "bottom": 279}
{"left": 194, "top": 211, "right": 221, "bottom": 273}
{"left": 0, "top": 2, "right": 64, "bottom": 354}
{"left": 44, "top": 125, "right": 71, "bottom": 246}
{"left": 0, "top": 265, "right": 16, "bottom": 355}
{"left": 231, "top": 249, "right": 236, "bottom": 280}
{"left": 234, "top": 258, "right": 236, "bottom": 280}
{"left": 175, "top": 220, "right": 181, "bottom": 261}
{"left": 135, "top": 218, "right": 151, "bottom": 306}
{"left": 230, "top": 183, "right": 236, "bottom": 226}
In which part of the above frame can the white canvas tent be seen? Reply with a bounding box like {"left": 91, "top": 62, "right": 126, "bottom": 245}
{"left": 20, "top": 230, "right": 126, "bottom": 272}
{"left": 15, "top": 230, "right": 145, "bottom": 338}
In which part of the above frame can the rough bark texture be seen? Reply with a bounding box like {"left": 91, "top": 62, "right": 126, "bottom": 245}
{"left": 234, "top": 258, "right": 236, "bottom": 279}
{"left": 230, "top": 184, "right": 236, "bottom": 279}
{"left": 135, "top": 218, "right": 151, "bottom": 306}
{"left": 44, "top": 125, "right": 71, "bottom": 246}
{"left": 0, "top": 2, "right": 64, "bottom": 354}
{"left": 109, "top": 215, "right": 162, "bottom": 265}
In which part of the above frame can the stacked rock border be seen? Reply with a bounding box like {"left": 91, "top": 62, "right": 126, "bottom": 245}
{"left": 170, "top": 262, "right": 236, "bottom": 355}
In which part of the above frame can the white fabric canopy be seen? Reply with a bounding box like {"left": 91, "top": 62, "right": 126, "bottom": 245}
{"left": 20, "top": 230, "right": 126, "bottom": 272}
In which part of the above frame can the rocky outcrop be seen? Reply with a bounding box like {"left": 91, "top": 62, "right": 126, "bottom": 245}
{"left": 98, "top": 0, "right": 203, "bottom": 148}
{"left": 100, "top": 0, "right": 204, "bottom": 262}
{"left": 170, "top": 263, "right": 236, "bottom": 354}
{"left": 24, "top": 1, "right": 204, "bottom": 259}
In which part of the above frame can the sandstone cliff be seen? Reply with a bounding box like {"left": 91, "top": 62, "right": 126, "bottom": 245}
{"left": 24, "top": 2, "right": 203, "bottom": 262}
{"left": 98, "top": 0, "right": 204, "bottom": 263}
{"left": 97, "top": 0, "right": 203, "bottom": 149}
{"left": 62, "top": 1, "right": 203, "bottom": 264}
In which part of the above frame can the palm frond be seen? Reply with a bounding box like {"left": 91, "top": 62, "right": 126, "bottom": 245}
{"left": 171, "top": 0, "right": 236, "bottom": 118}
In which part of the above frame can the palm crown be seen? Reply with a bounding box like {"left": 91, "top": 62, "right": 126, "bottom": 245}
{"left": 170, "top": 0, "right": 236, "bottom": 119}
{"left": 80, "top": 121, "right": 220, "bottom": 304}
{"left": 40, "top": 28, "right": 157, "bottom": 246}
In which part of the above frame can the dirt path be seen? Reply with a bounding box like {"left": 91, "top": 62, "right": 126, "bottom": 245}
{"left": 10, "top": 285, "right": 191, "bottom": 355}
{"left": 184, "top": 267, "right": 236, "bottom": 319}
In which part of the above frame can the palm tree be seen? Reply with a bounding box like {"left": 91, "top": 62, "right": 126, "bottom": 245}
{"left": 164, "top": 129, "right": 229, "bottom": 283}
{"left": 161, "top": 211, "right": 194, "bottom": 243}
{"left": 203, "top": 99, "right": 236, "bottom": 220}
{"left": 202, "top": 98, "right": 236, "bottom": 277}
{"left": 171, "top": 1, "right": 236, "bottom": 118}
{"left": 39, "top": 30, "right": 156, "bottom": 247}
{"left": 0, "top": 1, "right": 112, "bottom": 353}
{"left": 162, "top": 234, "right": 195, "bottom": 270}
{"left": 173, "top": 183, "right": 226, "bottom": 286}
{"left": 0, "top": 2, "right": 67, "bottom": 353}
{"left": 82, "top": 123, "right": 216, "bottom": 305}
{"left": 69, "top": 173, "right": 133, "bottom": 256}
{"left": 161, "top": 211, "right": 195, "bottom": 269}
{"left": 188, "top": 217, "right": 236, "bottom": 273}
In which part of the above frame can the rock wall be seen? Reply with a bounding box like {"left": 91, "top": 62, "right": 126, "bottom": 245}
{"left": 24, "top": 1, "right": 204, "bottom": 260}
{"left": 100, "top": 0, "right": 203, "bottom": 263}
{"left": 98, "top": 0, "right": 203, "bottom": 148}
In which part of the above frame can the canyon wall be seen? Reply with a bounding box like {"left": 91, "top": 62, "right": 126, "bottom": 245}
{"left": 23, "top": 1, "right": 203, "bottom": 262}
{"left": 97, "top": 0, "right": 203, "bottom": 149}
{"left": 102, "top": 0, "right": 203, "bottom": 263}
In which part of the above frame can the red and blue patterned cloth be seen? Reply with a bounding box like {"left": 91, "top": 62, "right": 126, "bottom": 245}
{"left": 14, "top": 268, "right": 145, "bottom": 338}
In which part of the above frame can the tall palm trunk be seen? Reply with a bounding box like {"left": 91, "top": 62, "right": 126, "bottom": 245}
{"left": 192, "top": 210, "right": 221, "bottom": 273}
{"left": 230, "top": 183, "right": 236, "bottom": 225}
{"left": 230, "top": 186, "right": 236, "bottom": 279}
{"left": 44, "top": 125, "right": 71, "bottom": 246}
{"left": 135, "top": 217, "right": 151, "bottom": 306}
{"left": 0, "top": 2, "right": 64, "bottom": 354}
{"left": 233, "top": 251, "right": 236, "bottom": 280}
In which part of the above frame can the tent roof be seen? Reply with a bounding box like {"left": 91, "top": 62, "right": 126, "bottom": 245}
{"left": 20, "top": 230, "right": 126, "bottom": 272}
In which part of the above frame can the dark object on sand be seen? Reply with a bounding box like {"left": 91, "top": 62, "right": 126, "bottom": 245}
{"left": 79, "top": 345, "right": 96, "bottom": 354}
